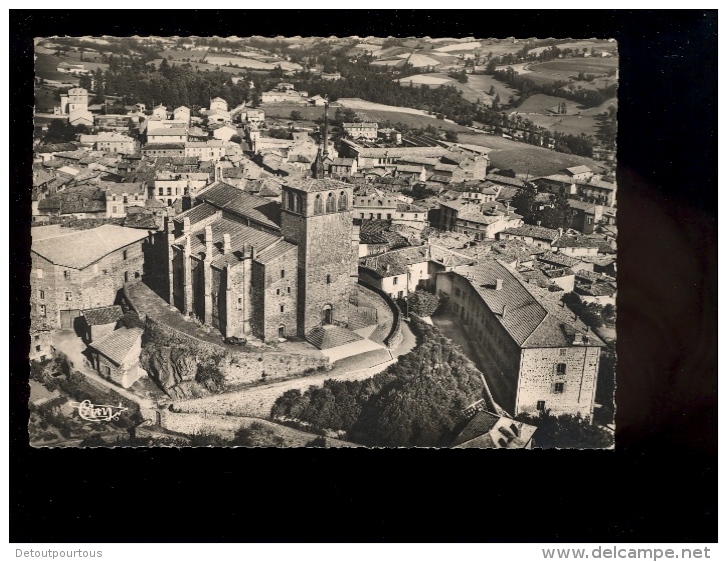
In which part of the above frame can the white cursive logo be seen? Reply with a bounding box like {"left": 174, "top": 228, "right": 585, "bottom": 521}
{"left": 70, "top": 400, "right": 128, "bottom": 422}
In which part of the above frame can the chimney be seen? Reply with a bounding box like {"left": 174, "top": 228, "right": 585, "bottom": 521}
{"left": 250, "top": 245, "right": 256, "bottom": 260}
{"left": 537, "top": 220, "right": 541, "bottom": 226}
{"left": 205, "top": 225, "right": 213, "bottom": 244}
{"left": 502, "top": 304, "right": 508, "bottom": 319}
{"left": 223, "top": 233, "right": 231, "bottom": 254}
{"left": 182, "top": 216, "right": 191, "bottom": 235}
{"left": 558, "top": 227, "right": 564, "bottom": 238}
{"left": 495, "top": 278, "right": 503, "bottom": 291}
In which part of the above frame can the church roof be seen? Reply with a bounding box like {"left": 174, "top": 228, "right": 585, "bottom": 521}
{"left": 283, "top": 178, "right": 351, "bottom": 193}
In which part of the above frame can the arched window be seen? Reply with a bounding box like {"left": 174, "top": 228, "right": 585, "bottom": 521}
{"left": 326, "top": 192, "right": 336, "bottom": 213}
{"left": 314, "top": 194, "right": 323, "bottom": 215}
{"left": 338, "top": 191, "right": 348, "bottom": 211}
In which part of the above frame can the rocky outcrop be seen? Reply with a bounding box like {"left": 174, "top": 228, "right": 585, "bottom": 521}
{"left": 140, "top": 344, "right": 200, "bottom": 400}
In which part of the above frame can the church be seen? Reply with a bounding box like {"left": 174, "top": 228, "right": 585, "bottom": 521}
{"left": 165, "top": 177, "right": 359, "bottom": 344}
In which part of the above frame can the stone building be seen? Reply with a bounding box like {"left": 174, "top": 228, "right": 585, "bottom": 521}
{"left": 436, "top": 259, "right": 604, "bottom": 419}
{"left": 88, "top": 326, "right": 144, "bottom": 388}
{"left": 31, "top": 225, "right": 150, "bottom": 330}
{"left": 165, "top": 178, "right": 358, "bottom": 343}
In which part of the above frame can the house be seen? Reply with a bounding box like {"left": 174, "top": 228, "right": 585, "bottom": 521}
{"left": 205, "top": 108, "right": 232, "bottom": 124}
{"left": 79, "top": 305, "right": 124, "bottom": 343}
{"left": 93, "top": 132, "right": 138, "bottom": 155}
{"left": 245, "top": 109, "right": 265, "bottom": 123}
{"left": 498, "top": 224, "right": 561, "bottom": 250}
{"left": 440, "top": 199, "right": 524, "bottom": 240}
{"left": 212, "top": 124, "right": 238, "bottom": 142}
{"left": 393, "top": 202, "right": 428, "bottom": 230}
{"left": 141, "top": 143, "right": 186, "bottom": 158}
{"left": 29, "top": 329, "right": 54, "bottom": 362}
{"left": 37, "top": 185, "right": 107, "bottom": 220}
{"left": 147, "top": 128, "right": 188, "bottom": 144}
{"left": 329, "top": 157, "right": 358, "bottom": 178}
{"left": 343, "top": 122, "right": 378, "bottom": 141}
{"left": 553, "top": 235, "right": 600, "bottom": 257}
{"left": 151, "top": 105, "right": 168, "bottom": 120}
{"left": 574, "top": 270, "right": 617, "bottom": 306}
{"left": 320, "top": 72, "right": 342, "bottom": 80}
{"left": 568, "top": 199, "right": 604, "bottom": 234}
{"left": 173, "top": 106, "right": 191, "bottom": 123}
{"left": 452, "top": 410, "right": 537, "bottom": 448}
{"left": 184, "top": 140, "right": 226, "bottom": 161}
{"left": 308, "top": 95, "right": 327, "bottom": 107}
{"left": 88, "top": 326, "right": 145, "bottom": 388}
{"left": 564, "top": 165, "right": 594, "bottom": 183}
{"left": 377, "top": 128, "right": 402, "bottom": 144}
{"left": 58, "top": 87, "right": 89, "bottom": 114}
{"left": 68, "top": 108, "right": 93, "bottom": 127}
{"left": 209, "top": 97, "right": 228, "bottom": 112}
{"left": 31, "top": 225, "right": 150, "bottom": 330}
{"left": 353, "top": 194, "right": 399, "bottom": 221}
{"left": 104, "top": 182, "right": 148, "bottom": 218}
{"left": 436, "top": 259, "right": 605, "bottom": 418}
{"left": 576, "top": 177, "right": 617, "bottom": 207}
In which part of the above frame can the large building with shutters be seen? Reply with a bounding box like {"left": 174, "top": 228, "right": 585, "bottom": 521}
{"left": 166, "top": 178, "right": 358, "bottom": 342}
{"left": 31, "top": 225, "right": 149, "bottom": 331}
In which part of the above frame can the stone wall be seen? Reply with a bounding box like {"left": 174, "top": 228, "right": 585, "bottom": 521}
{"left": 357, "top": 280, "right": 401, "bottom": 348}
{"left": 517, "top": 346, "right": 601, "bottom": 419}
{"left": 141, "top": 314, "right": 328, "bottom": 396}
{"left": 260, "top": 246, "right": 299, "bottom": 341}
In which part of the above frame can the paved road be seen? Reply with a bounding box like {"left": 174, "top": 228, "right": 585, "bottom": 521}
{"left": 172, "top": 321, "right": 419, "bottom": 419}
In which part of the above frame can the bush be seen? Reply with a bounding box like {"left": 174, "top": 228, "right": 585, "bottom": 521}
{"left": 516, "top": 411, "right": 613, "bottom": 449}
{"left": 407, "top": 290, "right": 441, "bottom": 317}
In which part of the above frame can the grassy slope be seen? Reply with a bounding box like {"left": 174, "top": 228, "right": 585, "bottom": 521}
{"left": 457, "top": 132, "right": 608, "bottom": 177}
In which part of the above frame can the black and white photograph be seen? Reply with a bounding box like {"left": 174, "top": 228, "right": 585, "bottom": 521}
{"left": 29, "top": 34, "right": 618, "bottom": 449}
{"left": 9, "top": 8, "right": 717, "bottom": 550}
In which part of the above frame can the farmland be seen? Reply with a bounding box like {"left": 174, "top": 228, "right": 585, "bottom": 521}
{"left": 456, "top": 132, "right": 608, "bottom": 177}
{"left": 509, "top": 58, "right": 618, "bottom": 90}
{"left": 434, "top": 41, "right": 482, "bottom": 53}
{"left": 158, "top": 48, "right": 209, "bottom": 62}
{"left": 205, "top": 54, "right": 277, "bottom": 70}
{"left": 260, "top": 103, "right": 327, "bottom": 125}
{"left": 522, "top": 114, "right": 601, "bottom": 137}
{"left": 510, "top": 93, "right": 579, "bottom": 114}
{"left": 34, "top": 53, "right": 80, "bottom": 83}
{"left": 397, "top": 74, "right": 452, "bottom": 86}
{"left": 528, "top": 40, "right": 618, "bottom": 57}
{"left": 332, "top": 98, "right": 469, "bottom": 132}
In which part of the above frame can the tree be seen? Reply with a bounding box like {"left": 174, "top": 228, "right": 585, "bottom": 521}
{"left": 44, "top": 120, "right": 82, "bottom": 143}
{"left": 231, "top": 422, "right": 285, "bottom": 447}
{"left": 290, "top": 110, "right": 302, "bottom": 121}
{"left": 444, "top": 130, "right": 459, "bottom": 143}
{"left": 516, "top": 412, "right": 613, "bottom": 449}
{"left": 407, "top": 290, "right": 441, "bottom": 317}
{"left": 488, "top": 85, "right": 495, "bottom": 96}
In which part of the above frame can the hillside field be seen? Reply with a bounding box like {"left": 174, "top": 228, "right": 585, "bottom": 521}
{"left": 457, "top": 132, "right": 608, "bottom": 177}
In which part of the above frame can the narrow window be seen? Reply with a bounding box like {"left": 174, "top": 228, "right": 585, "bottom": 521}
{"left": 554, "top": 382, "right": 565, "bottom": 394}
{"left": 326, "top": 274, "right": 331, "bottom": 285}
{"left": 64, "top": 270, "right": 71, "bottom": 280}
{"left": 65, "top": 291, "right": 72, "bottom": 301}
{"left": 39, "top": 305, "right": 47, "bottom": 317}
{"left": 36, "top": 345, "right": 41, "bottom": 352}
{"left": 556, "top": 363, "right": 566, "bottom": 375}
{"left": 559, "top": 349, "right": 567, "bottom": 356}
{"left": 39, "top": 290, "right": 45, "bottom": 300}
{"left": 280, "top": 305, "right": 285, "bottom": 313}
{"left": 537, "top": 401, "right": 546, "bottom": 411}
{"left": 123, "top": 250, "right": 128, "bottom": 260}
{"left": 280, "top": 269, "right": 285, "bottom": 279}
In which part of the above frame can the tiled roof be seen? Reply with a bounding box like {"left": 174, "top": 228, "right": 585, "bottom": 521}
{"left": 282, "top": 178, "right": 351, "bottom": 193}
{"left": 487, "top": 174, "right": 527, "bottom": 188}
{"left": 90, "top": 327, "right": 143, "bottom": 366}
{"left": 197, "top": 181, "right": 244, "bottom": 207}
{"left": 173, "top": 202, "right": 220, "bottom": 226}
{"left": 500, "top": 224, "right": 560, "bottom": 242}
{"left": 537, "top": 251, "right": 582, "bottom": 268}
{"left": 37, "top": 186, "right": 106, "bottom": 215}
{"left": 565, "top": 165, "right": 593, "bottom": 175}
{"left": 554, "top": 235, "right": 600, "bottom": 249}
{"left": 254, "top": 239, "right": 297, "bottom": 264}
{"left": 451, "top": 411, "right": 500, "bottom": 447}
{"left": 567, "top": 199, "right": 599, "bottom": 212}
{"left": 82, "top": 305, "right": 124, "bottom": 326}
{"left": 579, "top": 178, "right": 616, "bottom": 191}
{"left": 148, "top": 128, "right": 188, "bottom": 136}
{"left": 123, "top": 212, "right": 161, "bottom": 230}
{"left": 439, "top": 198, "right": 470, "bottom": 211}
{"left": 35, "top": 142, "right": 78, "bottom": 154}
{"left": 396, "top": 202, "right": 427, "bottom": 213}
{"left": 219, "top": 191, "right": 281, "bottom": 230}
{"left": 454, "top": 260, "right": 548, "bottom": 347}
{"left": 395, "top": 165, "right": 424, "bottom": 174}
{"left": 142, "top": 143, "right": 186, "bottom": 150}
{"left": 181, "top": 217, "right": 286, "bottom": 269}
{"left": 103, "top": 181, "right": 146, "bottom": 195}
{"left": 331, "top": 158, "right": 355, "bottom": 166}
{"left": 32, "top": 224, "right": 150, "bottom": 269}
